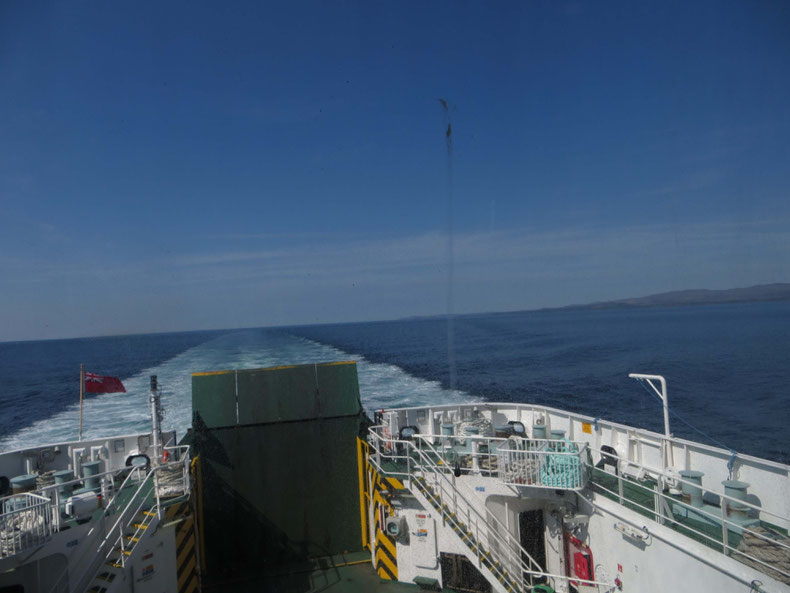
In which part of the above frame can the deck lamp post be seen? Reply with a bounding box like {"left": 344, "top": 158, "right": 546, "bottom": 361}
{"left": 629, "top": 373, "right": 673, "bottom": 473}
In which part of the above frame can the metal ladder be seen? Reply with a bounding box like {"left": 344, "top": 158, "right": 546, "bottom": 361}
{"left": 405, "top": 439, "right": 548, "bottom": 593}
{"left": 86, "top": 506, "right": 160, "bottom": 593}
{"left": 76, "top": 468, "right": 162, "bottom": 593}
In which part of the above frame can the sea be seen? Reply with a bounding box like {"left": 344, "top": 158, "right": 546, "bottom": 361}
{"left": 1, "top": 301, "right": 788, "bottom": 464}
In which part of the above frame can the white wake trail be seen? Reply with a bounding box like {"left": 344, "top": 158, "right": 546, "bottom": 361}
{"left": 0, "top": 330, "right": 472, "bottom": 451}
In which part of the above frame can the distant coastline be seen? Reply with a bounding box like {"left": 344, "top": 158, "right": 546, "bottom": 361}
{"left": 400, "top": 283, "right": 790, "bottom": 322}
{"left": 548, "top": 283, "right": 790, "bottom": 312}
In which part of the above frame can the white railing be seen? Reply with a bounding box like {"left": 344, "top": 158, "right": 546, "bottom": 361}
{"left": 584, "top": 445, "right": 790, "bottom": 585}
{"left": 497, "top": 438, "right": 589, "bottom": 490}
{"left": 0, "top": 493, "right": 53, "bottom": 557}
{"left": 367, "top": 426, "right": 616, "bottom": 593}
{"left": 368, "top": 428, "right": 539, "bottom": 591}
{"left": 381, "top": 402, "right": 789, "bottom": 519}
{"left": 75, "top": 453, "right": 191, "bottom": 592}
{"left": 158, "top": 445, "right": 191, "bottom": 498}
{"left": 72, "top": 467, "right": 159, "bottom": 593}
{"left": 0, "top": 462, "right": 145, "bottom": 548}
{"left": 378, "top": 430, "right": 590, "bottom": 491}
{"left": 46, "top": 448, "right": 191, "bottom": 593}
{"left": 43, "top": 464, "right": 148, "bottom": 593}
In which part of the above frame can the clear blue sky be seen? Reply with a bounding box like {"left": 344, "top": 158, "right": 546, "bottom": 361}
{"left": 1, "top": 1, "right": 788, "bottom": 341}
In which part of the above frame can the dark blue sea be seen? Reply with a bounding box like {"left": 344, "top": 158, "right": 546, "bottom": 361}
{"left": 1, "top": 302, "right": 788, "bottom": 464}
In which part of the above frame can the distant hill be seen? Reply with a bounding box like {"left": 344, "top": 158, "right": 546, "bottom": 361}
{"left": 558, "top": 283, "right": 790, "bottom": 311}
{"left": 397, "top": 283, "right": 790, "bottom": 322}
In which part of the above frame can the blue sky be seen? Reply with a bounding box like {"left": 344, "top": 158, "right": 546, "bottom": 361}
{"left": 1, "top": 1, "right": 789, "bottom": 341}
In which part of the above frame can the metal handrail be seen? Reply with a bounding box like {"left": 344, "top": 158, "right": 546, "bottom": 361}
{"left": 586, "top": 444, "right": 790, "bottom": 542}
{"left": 368, "top": 427, "right": 616, "bottom": 592}
{"left": 399, "top": 432, "right": 590, "bottom": 490}
{"left": 73, "top": 467, "right": 158, "bottom": 593}
{"left": 162, "top": 445, "right": 192, "bottom": 500}
{"left": 0, "top": 463, "right": 146, "bottom": 545}
{"left": 368, "top": 433, "right": 534, "bottom": 590}
{"left": 104, "top": 480, "right": 158, "bottom": 570}
{"left": 409, "top": 436, "right": 544, "bottom": 590}
{"left": 585, "top": 446, "right": 790, "bottom": 582}
{"left": 103, "top": 464, "right": 148, "bottom": 515}
{"left": 46, "top": 452, "right": 190, "bottom": 593}
{"left": 0, "top": 493, "right": 53, "bottom": 558}
{"left": 76, "top": 454, "right": 191, "bottom": 591}
{"left": 0, "top": 466, "right": 120, "bottom": 506}
{"left": 588, "top": 477, "right": 790, "bottom": 583}
{"left": 44, "top": 465, "right": 146, "bottom": 593}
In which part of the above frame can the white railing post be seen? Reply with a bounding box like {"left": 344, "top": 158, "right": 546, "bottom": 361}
{"left": 475, "top": 517, "right": 481, "bottom": 567}
{"left": 154, "top": 469, "right": 161, "bottom": 520}
{"left": 452, "top": 469, "right": 458, "bottom": 515}
{"left": 721, "top": 498, "right": 729, "bottom": 555}
{"left": 54, "top": 489, "right": 61, "bottom": 533}
{"left": 118, "top": 524, "right": 125, "bottom": 566}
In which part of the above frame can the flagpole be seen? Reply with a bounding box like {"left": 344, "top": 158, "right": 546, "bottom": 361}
{"left": 78, "top": 364, "right": 85, "bottom": 441}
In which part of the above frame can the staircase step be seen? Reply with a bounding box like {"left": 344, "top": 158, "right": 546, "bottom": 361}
{"left": 87, "top": 587, "right": 108, "bottom": 593}
{"left": 131, "top": 522, "right": 148, "bottom": 530}
{"left": 413, "top": 472, "right": 528, "bottom": 593}
{"left": 124, "top": 535, "right": 140, "bottom": 543}
{"left": 96, "top": 572, "right": 117, "bottom": 582}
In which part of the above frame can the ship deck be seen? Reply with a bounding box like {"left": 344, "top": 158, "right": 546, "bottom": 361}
{"left": 590, "top": 468, "right": 789, "bottom": 549}
{"left": 200, "top": 551, "right": 448, "bottom": 593}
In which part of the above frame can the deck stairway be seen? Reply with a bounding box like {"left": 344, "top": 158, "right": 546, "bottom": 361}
{"left": 410, "top": 475, "right": 524, "bottom": 593}
{"left": 404, "top": 439, "right": 550, "bottom": 593}
{"left": 367, "top": 428, "right": 615, "bottom": 593}
{"left": 41, "top": 449, "right": 190, "bottom": 593}
{"left": 85, "top": 505, "right": 160, "bottom": 593}
{"left": 75, "top": 467, "right": 161, "bottom": 593}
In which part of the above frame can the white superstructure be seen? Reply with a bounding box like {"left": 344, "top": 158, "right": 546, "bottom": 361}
{"left": 362, "top": 375, "right": 790, "bottom": 593}
{"left": 0, "top": 377, "right": 196, "bottom": 593}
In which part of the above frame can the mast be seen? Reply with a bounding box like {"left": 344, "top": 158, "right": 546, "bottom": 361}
{"left": 150, "top": 375, "right": 163, "bottom": 465}
{"left": 78, "top": 364, "right": 85, "bottom": 441}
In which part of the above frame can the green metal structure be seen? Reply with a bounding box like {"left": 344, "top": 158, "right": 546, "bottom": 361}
{"left": 192, "top": 361, "right": 368, "bottom": 582}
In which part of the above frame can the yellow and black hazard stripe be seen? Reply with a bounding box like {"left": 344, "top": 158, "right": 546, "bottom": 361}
{"left": 164, "top": 500, "right": 199, "bottom": 593}
{"left": 175, "top": 514, "right": 198, "bottom": 593}
{"left": 357, "top": 437, "right": 404, "bottom": 581}
{"left": 164, "top": 500, "right": 190, "bottom": 521}
{"left": 357, "top": 438, "right": 370, "bottom": 550}
{"left": 372, "top": 489, "right": 398, "bottom": 580}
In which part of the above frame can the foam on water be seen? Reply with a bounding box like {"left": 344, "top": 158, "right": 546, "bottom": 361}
{"left": 0, "top": 329, "right": 471, "bottom": 451}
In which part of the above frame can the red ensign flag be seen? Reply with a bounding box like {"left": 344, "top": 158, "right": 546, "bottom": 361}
{"left": 84, "top": 372, "right": 127, "bottom": 394}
